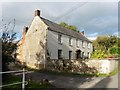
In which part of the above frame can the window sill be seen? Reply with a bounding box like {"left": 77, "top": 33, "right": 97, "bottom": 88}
{"left": 58, "top": 42, "right": 62, "bottom": 45}
{"left": 69, "top": 44, "right": 72, "bottom": 46}
{"left": 82, "top": 46, "right": 85, "bottom": 48}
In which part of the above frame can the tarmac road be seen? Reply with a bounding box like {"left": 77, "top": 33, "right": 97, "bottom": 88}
{"left": 91, "top": 72, "right": 119, "bottom": 89}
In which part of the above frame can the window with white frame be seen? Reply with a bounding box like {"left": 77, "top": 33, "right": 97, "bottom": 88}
{"left": 69, "top": 37, "right": 72, "bottom": 46}
{"left": 76, "top": 39, "right": 79, "bottom": 47}
{"left": 58, "top": 34, "right": 62, "bottom": 44}
{"left": 82, "top": 41, "right": 85, "bottom": 47}
{"left": 87, "top": 43, "right": 90, "bottom": 49}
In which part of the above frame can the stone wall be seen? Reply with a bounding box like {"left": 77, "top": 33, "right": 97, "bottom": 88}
{"left": 46, "top": 59, "right": 119, "bottom": 74}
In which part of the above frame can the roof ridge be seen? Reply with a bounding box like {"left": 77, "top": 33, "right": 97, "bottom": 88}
{"left": 40, "top": 17, "right": 92, "bottom": 43}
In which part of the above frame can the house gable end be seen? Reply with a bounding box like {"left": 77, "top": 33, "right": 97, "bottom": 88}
{"left": 26, "top": 16, "right": 48, "bottom": 36}
{"left": 21, "top": 16, "right": 48, "bottom": 69}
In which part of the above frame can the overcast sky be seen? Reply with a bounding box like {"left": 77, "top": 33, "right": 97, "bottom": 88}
{"left": 1, "top": 1, "right": 118, "bottom": 40}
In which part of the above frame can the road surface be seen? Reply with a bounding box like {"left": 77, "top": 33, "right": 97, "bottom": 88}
{"left": 91, "top": 73, "right": 119, "bottom": 89}
{"left": 9, "top": 64, "right": 119, "bottom": 89}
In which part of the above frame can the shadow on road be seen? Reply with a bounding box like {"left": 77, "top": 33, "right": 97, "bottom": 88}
{"left": 26, "top": 71, "right": 95, "bottom": 88}
{"left": 8, "top": 63, "right": 97, "bottom": 88}
{"left": 86, "top": 76, "right": 118, "bottom": 90}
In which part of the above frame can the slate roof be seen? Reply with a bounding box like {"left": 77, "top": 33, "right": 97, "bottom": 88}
{"left": 41, "top": 17, "right": 92, "bottom": 43}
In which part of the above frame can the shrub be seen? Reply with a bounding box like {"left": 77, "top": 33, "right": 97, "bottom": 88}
{"left": 91, "top": 50, "right": 108, "bottom": 59}
{"left": 109, "top": 46, "right": 120, "bottom": 55}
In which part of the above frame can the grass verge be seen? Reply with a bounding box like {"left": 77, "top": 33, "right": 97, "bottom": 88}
{"left": 14, "top": 63, "right": 120, "bottom": 77}
{"left": 108, "top": 66, "right": 120, "bottom": 76}
{"left": 37, "top": 69, "right": 98, "bottom": 77}
{"left": 2, "top": 75, "right": 54, "bottom": 90}
{"left": 37, "top": 67, "right": 120, "bottom": 77}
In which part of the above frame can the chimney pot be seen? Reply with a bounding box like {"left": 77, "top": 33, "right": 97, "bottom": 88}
{"left": 35, "top": 10, "right": 40, "bottom": 17}
{"left": 81, "top": 31, "right": 84, "bottom": 35}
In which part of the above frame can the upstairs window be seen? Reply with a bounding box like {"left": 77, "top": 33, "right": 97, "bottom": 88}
{"left": 76, "top": 39, "right": 79, "bottom": 47}
{"left": 58, "top": 34, "right": 62, "bottom": 44}
{"left": 87, "top": 43, "right": 90, "bottom": 49}
{"left": 69, "top": 37, "right": 72, "bottom": 46}
{"left": 82, "top": 41, "right": 85, "bottom": 48}
{"left": 58, "top": 49, "right": 62, "bottom": 59}
{"left": 82, "top": 41, "right": 84, "bottom": 47}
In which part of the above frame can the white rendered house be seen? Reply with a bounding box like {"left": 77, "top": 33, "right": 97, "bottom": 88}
{"left": 17, "top": 10, "right": 93, "bottom": 69}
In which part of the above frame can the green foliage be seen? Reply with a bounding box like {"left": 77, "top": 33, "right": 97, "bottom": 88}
{"left": 108, "top": 66, "right": 120, "bottom": 76}
{"left": 1, "top": 19, "right": 19, "bottom": 72}
{"left": 2, "top": 75, "right": 54, "bottom": 89}
{"left": 38, "top": 69, "right": 97, "bottom": 77}
{"left": 59, "top": 22, "right": 79, "bottom": 32}
{"left": 91, "top": 50, "right": 108, "bottom": 59}
{"left": 92, "top": 35, "right": 120, "bottom": 59}
{"left": 94, "top": 36, "right": 117, "bottom": 51}
{"left": 2, "top": 31, "right": 18, "bottom": 71}
{"left": 109, "top": 46, "right": 120, "bottom": 55}
{"left": 59, "top": 22, "right": 68, "bottom": 27}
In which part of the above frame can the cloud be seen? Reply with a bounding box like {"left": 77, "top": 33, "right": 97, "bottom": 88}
{"left": 2, "top": 2, "right": 118, "bottom": 39}
{"left": 55, "top": 2, "right": 118, "bottom": 36}
{"left": 0, "top": 0, "right": 119, "bottom": 2}
{"left": 0, "top": 3, "right": 2, "bottom": 21}
{"left": 86, "top": 16, "right": 117, "bottom": 29}
{"left": 87, "top": 36, "right": 97, "bottom": 40}
{"left": 112, "top": 32, "right": 119, "bottom": 36}
{"left": 87, "top": 32, "right": 98, "bottom": 37}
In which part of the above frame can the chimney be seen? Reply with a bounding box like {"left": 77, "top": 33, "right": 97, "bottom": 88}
{"left": 34, "top": 10, "right": 40, "bottom": 17}
{"left": 23, "top": 26, "right": 28, "bottom": 34}
{"left": 81, "top": 31, "right": 84, "bottom": 35}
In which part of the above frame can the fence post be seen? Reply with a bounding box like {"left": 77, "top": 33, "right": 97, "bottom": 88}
{"left": 22, "top": 68, "right": 25, "bottom": 90}
{"left": 22, "top": 62, "right": 26, "bottom": 90}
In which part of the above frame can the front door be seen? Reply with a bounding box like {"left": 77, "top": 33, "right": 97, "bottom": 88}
{"left": 76, "top": 50, "right": 81, "bottom": 59}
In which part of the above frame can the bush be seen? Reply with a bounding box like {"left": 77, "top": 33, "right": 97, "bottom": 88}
{"left": 109, "top": 47, "right": 118, "bottom": 54}
{"left": 109, "top": 46, "right": 120, "bottom": 55}
{"left": 91, "top": 50, "right": 108, "bottom": 59}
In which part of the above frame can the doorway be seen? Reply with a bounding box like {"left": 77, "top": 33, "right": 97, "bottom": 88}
{"left": 76, "top": 50, "right": 81, "bottom": 59}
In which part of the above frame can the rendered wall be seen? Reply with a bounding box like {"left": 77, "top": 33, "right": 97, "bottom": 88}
{"left": 17, "top": 16, "right": 48, "bottom": 69}
{"left": 47, "top": 30, "right": 93, "bottom": 59}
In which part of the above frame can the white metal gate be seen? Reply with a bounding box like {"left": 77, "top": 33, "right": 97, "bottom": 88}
{"left": 0, "top": 69, "right": 28, "bottom": 90}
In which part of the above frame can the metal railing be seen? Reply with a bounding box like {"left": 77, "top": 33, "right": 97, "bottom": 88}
{"left": 0, "top": 69, "right": 28, "bottom": 90}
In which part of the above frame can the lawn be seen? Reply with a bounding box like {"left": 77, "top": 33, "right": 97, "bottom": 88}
{"left": 2, "top": 74, "right": 54, "bottom": 90}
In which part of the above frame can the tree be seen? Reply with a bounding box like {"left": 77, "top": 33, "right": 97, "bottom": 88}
{"left": 93, "top": 35, "right": 118, "bottom": 51}
{"left": 59, "top": 22, "right": 79, "bottom": 32}
{"left": 1, "top": 19, "right": 18, "bottom": 71}
{"left": 92, "top": 35, "right": 120, "bottom": 59}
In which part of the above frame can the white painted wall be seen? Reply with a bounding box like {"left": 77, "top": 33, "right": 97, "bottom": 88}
{"left": 88, "top": 59, "right": 118, "bottom": 74}
{"left": 47, "top": 30, "right": 93, "bottom": 59}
